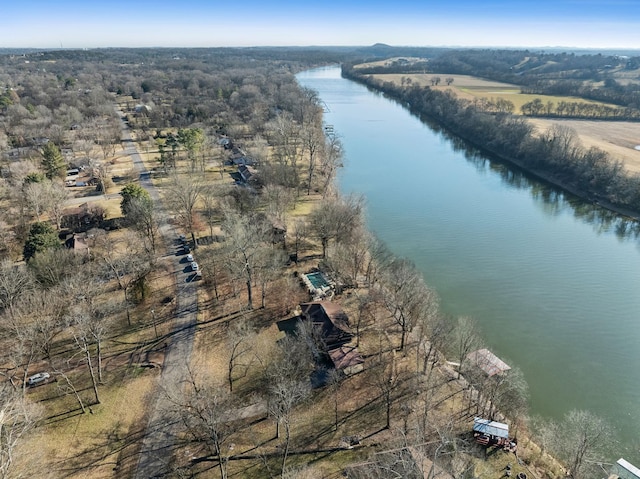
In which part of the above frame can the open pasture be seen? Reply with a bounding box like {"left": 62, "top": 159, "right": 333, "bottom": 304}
{"left": 371, "top": 73, "right": 618, "bottom": 114}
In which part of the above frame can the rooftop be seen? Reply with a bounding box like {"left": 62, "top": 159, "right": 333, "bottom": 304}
{"left": 467, "top": 348, "right": 511, "bottom": 377}
{"left": 473, "top": 417, "right": 509, "bottom": 439}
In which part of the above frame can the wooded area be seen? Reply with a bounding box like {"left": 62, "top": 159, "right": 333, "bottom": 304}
{"left": 0, "top": 47, "right": 625, "bottom": 479}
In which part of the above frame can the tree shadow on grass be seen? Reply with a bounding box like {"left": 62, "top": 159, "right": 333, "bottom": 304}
{"left": 54, "top": 422, "right": 148, "bottom": 479}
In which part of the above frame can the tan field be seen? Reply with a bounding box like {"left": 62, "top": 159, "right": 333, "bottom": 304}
{"left": 370, "top": 73, "right": 640, "bottom": 174}
{"left": 528, "top": 118, "right": 640, "bottom": 173}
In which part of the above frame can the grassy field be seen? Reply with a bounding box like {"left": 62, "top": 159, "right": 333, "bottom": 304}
{"left": 370, "top": 73, "right": 618, "bottom": 114}
{"left": 369, "top": 73, "right": 640, "bottom": 173}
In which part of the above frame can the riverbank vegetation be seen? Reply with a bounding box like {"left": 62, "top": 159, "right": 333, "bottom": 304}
{"left": 0, "top": 47, "right": 622, "bottom": 478}
{"left": 343, "top": 61, "right": 640, "bottom": 217}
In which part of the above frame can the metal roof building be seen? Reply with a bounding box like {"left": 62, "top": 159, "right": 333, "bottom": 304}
{"left": 473, "top": 417, "right": 509, "bottom": 439}
{"left": 467, "top": 349, "right": 511, "bottom": 377}
{"left": 612, "top": 458, "right": 640, "bottom": 479}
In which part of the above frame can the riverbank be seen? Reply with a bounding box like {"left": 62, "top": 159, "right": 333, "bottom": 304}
{"left": 299, "top": 66, "right": 640, "bottom": 467}
{"left": 342, "top": 65, "right": 640, "bottom": 223}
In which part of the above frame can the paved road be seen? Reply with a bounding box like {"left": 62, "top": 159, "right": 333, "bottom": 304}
{"left": 115, "top": 112, "right": 200, "bottom": 478}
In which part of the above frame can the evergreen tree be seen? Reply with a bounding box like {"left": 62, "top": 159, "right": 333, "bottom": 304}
{"left": 120, "top": 183, "right": 152, "bottom": 217}
{"left": 23, "top": 221, "right": 60, "bottom": 261}
{"left": 41, "top": 142, "right": 66, "bottom": 179}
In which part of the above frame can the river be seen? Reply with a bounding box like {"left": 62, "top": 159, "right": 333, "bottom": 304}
{"left": 297, "top": 66, "right": 640, "bottom": 461}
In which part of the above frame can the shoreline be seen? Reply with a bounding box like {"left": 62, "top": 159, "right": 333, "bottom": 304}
{"left": 343, "top": 68, "right": 640, "bottom": 224}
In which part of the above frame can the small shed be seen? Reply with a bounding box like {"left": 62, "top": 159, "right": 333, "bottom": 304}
{"left": 612, "top": 458, "right": 640, "bottom": 479}
{"left": 473, "top": 417, "right": 509, "bottom": 440}
{"left": 467, "top": 349, "right": 511, "bottom": 377}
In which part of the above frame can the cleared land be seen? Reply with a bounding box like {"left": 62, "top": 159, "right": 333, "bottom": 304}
{"left": 528, "top": 118, "right": 640, "bottom": 173}
{"left": 370, "top": 73, "right": 640, "bottom": 173}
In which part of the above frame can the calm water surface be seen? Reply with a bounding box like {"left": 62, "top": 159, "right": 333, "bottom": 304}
{"left": 297, "top": 66, "right": 640, "bottom": 460}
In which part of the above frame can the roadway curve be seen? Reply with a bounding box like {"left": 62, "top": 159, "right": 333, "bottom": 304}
{"left": 115, "top": 111, "right": 200, "bottom": 478}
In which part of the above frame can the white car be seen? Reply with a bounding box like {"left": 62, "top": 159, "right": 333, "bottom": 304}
{"left": 191, "top": 261, "right": 199, "bottom": 271}
{"left": 27, "top": 372, "right": 50, "bottom": 387}
{"left": 186, "top": 254, "right": 194, "bottom": 262}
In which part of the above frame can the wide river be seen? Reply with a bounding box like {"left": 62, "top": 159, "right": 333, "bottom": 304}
{"left": 297, "top": 66, "right": 640, "bottom": 460}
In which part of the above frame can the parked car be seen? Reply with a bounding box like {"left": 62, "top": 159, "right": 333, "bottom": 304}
{"left": 182, "top": 244, "right": 191, "bottom": 254}
{"left": 191, "top": 261, "right": 199, "bottom": 271}
{"left": 186, "top": 254, "right": 194, "bottom": 262}
{"left": 27, "top": 372, "right": 50, "bottom": 387}
{"left": 178, "top": 234, "right": 186, "bottom": 243}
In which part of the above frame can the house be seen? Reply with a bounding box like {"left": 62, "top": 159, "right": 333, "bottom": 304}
{"left": 300, "top": 301, "right": 354, "bottom": 349}
{"left": 611, "top": 459, "right": 640, "bottom": 479}
{"left": 327, "top": 346, "right": 364, "bottom": 375}
{"left": 64, "top": 232, "right": 89, "bottom": 252}
{"left": 61, "top": 203, "right": 105, "bottom": 231}
{"left": 134, "top": 104, "right": 151, "bottom": 116}
{"left": 238, "top": 165, "right": 256, "bottom": 183}
{"left": 271, "top": 219, "right": 286, "bottom": 246}
{"left": 227, "top": 155, "right": 257, "bottom": 167}
{"left": 467, "top": 349, "right": 511, "bottom": 377}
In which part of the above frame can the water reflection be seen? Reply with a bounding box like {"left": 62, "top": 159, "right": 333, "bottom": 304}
{"left": 422, "top": 117, "right": 640, "bottom": 242}
{"left": 298, "top": 66, "right": 640, "bottom": 463}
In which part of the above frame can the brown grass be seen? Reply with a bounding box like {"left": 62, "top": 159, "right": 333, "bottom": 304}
{"left": 528, "top": 118, "right": 640, "bottom": 173}
{"left": 16, "top": 373, "right": 158, "bottom": 479}
{"left": 369, "top": 72, "right": 640, "bottom": 174}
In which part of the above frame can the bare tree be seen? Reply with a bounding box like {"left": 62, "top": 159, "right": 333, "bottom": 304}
{"left": 67, "top": 308, "right": 101, "bottom": 405}
{"left": 262, "top": 184, "right": 295, "bottom": 224}
{"left": 379, "top": 257, "right": 438, "bottom": 352}
{"left": 268, "top": 377, "right": 310, "bottom": 477}
{"left": 166, "top": 172, "right": 205, "bottom": 247}
{"left": 169, "top": 368, "right": 235, "bottom": 479}
{"left": 101, "top": 235, "right": 153, "bottom": 325}
{"left": 308, "top": 194, "right": 364, "bottom": 259}
{"left": 319, "top": 133, "right": 343, "bottom": 197}
{"left": 88, "top": 157, "right": 112, "bottom": 193}
{"left": 451, "top": 316, "right": 483, "bottom": 379}
{"left": 22, "top": 182, "right": 47, "bottom": 221}
{"left": 545, "top": 410, "right": 615, "bottom": 479}
{"left": 220, "top": 210, "right": 271, "bottom": 309}
{"left": 265, "top": 334, "right": 314, "bottom": 477}
{"left": 268, "top": 112, "right": 302, "bottom": 172}
{"left": 0, "top": 260, "right": 35, "bottom": 319}
{"left": 290, "top": 218, "right": 308, "bottom": 263}
{"left": 329, "top": 225, "right": 371, "bottom": 288}
{"left": 225, "top": 318, "right": 255, "bottom": 392}
{"left": 200, "top": 185, "right": 222, "bottom": 241}
{"left": 255, "top": 246, "right": 288, "bottom": 309}
{"left": 0, "top": 383, "right": 42, "bottom": 479}
{"left": 95, "top": 120, "right": 121, "bottom": 161}
{"left": 301, "top": 121, "right": 324, "bottom": 195}
{"left": 124, "top": 197, "right": 160, "bottom": 255}
{"left": 373, "top": 351, "right": 401, "bottom": 430}
{"left": 0, "top": 322, "right": 39, "bottom": 395}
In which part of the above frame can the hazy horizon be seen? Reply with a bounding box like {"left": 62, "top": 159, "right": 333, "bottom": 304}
{"left": 3, "top": 0, "right": 640, "bottom": 51}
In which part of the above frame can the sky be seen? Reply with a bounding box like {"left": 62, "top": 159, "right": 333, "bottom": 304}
{"left": 2, "top": 0, "right": 640, "bottom": 50}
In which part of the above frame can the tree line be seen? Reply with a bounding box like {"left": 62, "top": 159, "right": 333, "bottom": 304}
{"left": 343, "top": 63, "right": 640, "bottom": 215}
{"left": 426, "top": 49, "right": 640, "bottom": 110}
